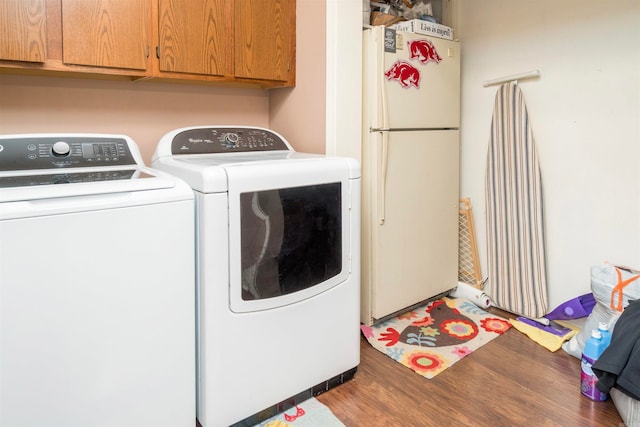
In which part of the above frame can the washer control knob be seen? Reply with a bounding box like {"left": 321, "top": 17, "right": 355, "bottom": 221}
{"left": 52, "top": 141, "right": 71, "bottom": 157}
{"left": 225, "top": 133, "right": 239, "bottom": 147}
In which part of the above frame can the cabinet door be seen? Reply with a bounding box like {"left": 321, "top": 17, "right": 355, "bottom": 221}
{"left": 0, "top": 0, "right": 46, "bottom": 62}
{"left": 235, "top": 0, "right": 295, "bottom": 82}
{"left": 61, "top": 0, "right": 148, "bottom": 70}
{"left": 158, "top": 0, "right": 232, "bottom": 76}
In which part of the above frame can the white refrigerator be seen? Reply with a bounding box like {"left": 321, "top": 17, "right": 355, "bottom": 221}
{"left": 361, "top": 26, "right": 460, "bottom": 325}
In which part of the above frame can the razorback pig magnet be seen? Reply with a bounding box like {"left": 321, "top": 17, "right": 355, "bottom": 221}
{"left": 408, "top": 39, "right": 442, "bottom": 64}
{"left": 385, "top": 60, "right": 420, "bottom": 89}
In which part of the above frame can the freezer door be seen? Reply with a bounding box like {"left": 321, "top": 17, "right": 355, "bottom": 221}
{"left": 365, "top": 26, "right": 460, "bottom": 130}
{"left": 363, "top": 130, "right": 459, "bottom": 322}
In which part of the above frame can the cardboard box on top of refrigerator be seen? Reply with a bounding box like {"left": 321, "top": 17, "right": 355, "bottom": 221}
{"left": 390, "top": 19, "right": 454, "bottom": 40}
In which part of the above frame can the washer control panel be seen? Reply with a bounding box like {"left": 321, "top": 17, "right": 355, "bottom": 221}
{"left": 0, "top": 136, "right": 137, "bottom": 172}
{"left": 0, "top": 170, "right": 150, "bottom": 188}
{"left": 170, "top": 127, "right": 290, "bottom": 155}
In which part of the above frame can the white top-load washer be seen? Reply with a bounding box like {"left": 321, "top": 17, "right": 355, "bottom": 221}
{"left": 152, "top": 126, "right": 361, "bottom": 426}
{"left": 0, "top": 134, "right": 195, "bottom": 427}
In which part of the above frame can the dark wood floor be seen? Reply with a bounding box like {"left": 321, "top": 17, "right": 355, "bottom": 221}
{"left": 316, "top": 308, "right": 623, "bottom": 427}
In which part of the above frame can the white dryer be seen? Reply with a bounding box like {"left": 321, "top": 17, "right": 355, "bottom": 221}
{"left": 0, "top": 134, "right": 195, "bottom": 427}
{"left": 152, "top": 126, "right": 361, "bottom": 426}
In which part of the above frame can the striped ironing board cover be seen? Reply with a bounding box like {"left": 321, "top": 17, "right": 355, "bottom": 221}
{"left": 485, "top": 82, "right": 548, "bottom": 318}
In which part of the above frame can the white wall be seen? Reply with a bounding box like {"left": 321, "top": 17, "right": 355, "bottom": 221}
{"left": 0, "top": 75, "right": 269, "bottom": 164}
{"left": 272, "top": 0, "right": 362, "bottom": 160}
{"left": 270, "top": 0, "right": 326, "bottom": 154}
{"left": 458, "top": 0, "right": 640, "bottom": 309}
{"left": 324, "top": 0, "right": 362, "bottom": 160}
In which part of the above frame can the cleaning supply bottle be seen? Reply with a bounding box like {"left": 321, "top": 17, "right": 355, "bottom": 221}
{"left": 597, "top": 322, "right": 612, "bottom": 349}
{"left": 581, "top": 330, "right": 607, "bottom": 401}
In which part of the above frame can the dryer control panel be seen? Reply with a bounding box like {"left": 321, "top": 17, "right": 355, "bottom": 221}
{"left": 0, "top": 136, "right": 137, "bottom": 172}
{"left": 170, "top": 127, "right": 290, "bottom": 155}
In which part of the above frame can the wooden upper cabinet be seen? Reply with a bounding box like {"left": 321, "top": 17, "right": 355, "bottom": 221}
{"left": 0, "top": 0, "right": 47, "bottom": 63}
{"left": 0, "top": 0, "right": 295, "bottom": 86}
{"left": 157, "top": 0, "right": 232, "bottom": 76}
{"left": 61, "top": 0, "right": 148, "bottom": 70}
{"left": 235, "top": 0, "right": 295, "bottom": 83}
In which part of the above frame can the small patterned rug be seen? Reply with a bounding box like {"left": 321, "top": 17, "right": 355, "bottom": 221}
{"left": 361, "top": 297, "right": 512, "bottom": 379}
{"left": 253, "top": 398, "right": 344, "bottom": 427}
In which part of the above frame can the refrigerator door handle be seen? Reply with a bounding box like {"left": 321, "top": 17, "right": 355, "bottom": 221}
{"left": 371, "top": 26, "right": 389, "bottom": 131}
{"left": 379, "top": 44, "right": 389, "bottom": 130}
{"left": 379, "top": 70, "right": 389, "bottom": 129}
{"left": 378, "top": 131, "right": 389, "bottom": 225}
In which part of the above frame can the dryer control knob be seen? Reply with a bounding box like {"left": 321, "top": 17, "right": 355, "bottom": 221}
{"left": 52, "top": 141, "right": 71, "bottom": 157}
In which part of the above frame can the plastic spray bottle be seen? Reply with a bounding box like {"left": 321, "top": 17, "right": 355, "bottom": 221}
{"left": 580, "top": 330, "right": 607, "bottom": 401}
{"left": 597, "top": 322, "right": 612, "bottom": 349}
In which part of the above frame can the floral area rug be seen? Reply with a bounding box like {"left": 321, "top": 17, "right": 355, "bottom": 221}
{"left": 360, "top": 297, "right": 512, "bottom": 379}
{"left": 253, "top": 398, "right": 344, "bottom": 427}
